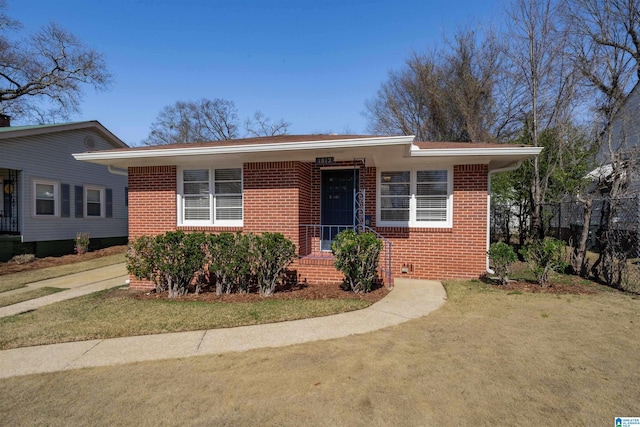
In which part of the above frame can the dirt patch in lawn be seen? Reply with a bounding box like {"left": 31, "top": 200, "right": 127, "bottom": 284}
{"left": 484, "top": 278, "right": 601, "bottom": 295}
{"left": 0, "top": 246, "right": 127, "bottom": 276}
{"left": 134, "top": 281, "right": 390, "bottom": 304}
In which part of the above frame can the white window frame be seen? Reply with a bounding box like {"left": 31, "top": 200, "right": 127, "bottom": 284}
{"left": 85, "top": 186, "right": 105, "bottom": 218}
{"left": 177, "top": 166, "right": 243, "bottom": 227}
{"left": 377, "top": 167, "right": 453, "bottom": 228}
{"left": 33, "top": 179, "right": 59, "bottom": 217}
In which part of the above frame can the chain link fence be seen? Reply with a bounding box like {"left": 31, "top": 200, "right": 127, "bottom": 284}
{"left": 491, "top": 196, "right": 640, "bottom": 292}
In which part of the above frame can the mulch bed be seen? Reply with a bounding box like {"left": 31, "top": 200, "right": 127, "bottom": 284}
{"left": 0, "top": 246, "right": 127, "bottom": 276}
{"left": 133, "top": 281, "right": 390, "bottom": 304}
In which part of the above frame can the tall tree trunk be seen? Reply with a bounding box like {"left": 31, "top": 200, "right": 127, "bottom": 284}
{"left": 571, "top": 197, "right": 593, "bottom": 277}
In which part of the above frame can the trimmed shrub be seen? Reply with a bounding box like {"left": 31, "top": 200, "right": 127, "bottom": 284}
{"left": 74, "top": 232, "right": 90, "bottom": 255}
{"left": 331, "top": 230, "right": 382, "bottom": 293}
{"left": 488, "top": 242, "right": 518, "bottom": 285}
{"left": 520, "top": 238, "right": 568, "bottom": 286}
{"left": 207, "top": 232, "right": 251, "bottom": 295}
{"left": 154, "top": 231, "right": 207, "bottom": 298}
{"left": 253, "top": 232, "right": 296, "bottom": 296}
{"left": 128, "top": 231, "right": 297, "bottom": 297}
{"left": 126, "top": 235, "right": 165, "bottom": 292}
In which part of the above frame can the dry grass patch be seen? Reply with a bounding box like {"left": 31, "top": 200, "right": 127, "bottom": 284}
{"left": 0, "top": 252, "right": 125, "bottom": 293}
{"left": 0, "top": 287, "right": 370, "bottom": 349}
{"left": 0, "top": 287, "right": 65, "bottom": 308}
{"left": 1, "top": 280, "right": 638, "bottom": 426}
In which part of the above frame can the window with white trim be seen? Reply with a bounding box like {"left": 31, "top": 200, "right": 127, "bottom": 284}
{"left": 378, "top": 168, "right": 452, "bottom": 227}
{"left": 179, "top": 167, "right": 243, "bottom": 226}
{"left": 85, "top": 186, "right": 105, "bottom": 217}
{"left": 34, "top": 180, "right": 59, "bottom": 216}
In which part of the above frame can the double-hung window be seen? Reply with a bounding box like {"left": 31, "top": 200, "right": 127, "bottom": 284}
{"left": 378, "top": 168, "right": 452, "bottom": 227}
{"left": 34, "top": 180, "right": 59, "bottom": 216}
{"left": 85, "top": 186, "right": 105, "bottom": 217}
{"left": 179, "top": 167, "right": 243, "bottom": 226}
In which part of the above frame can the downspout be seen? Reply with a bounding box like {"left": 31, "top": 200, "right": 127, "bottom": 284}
{"left": 108, "top": 165, "right": 128, "bottom": 176}
{"left": 486, "top": 161, "right": 521, "bottom": 274}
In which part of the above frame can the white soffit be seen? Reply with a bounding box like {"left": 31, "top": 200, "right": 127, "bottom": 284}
{"left": 73, "top": 135, "right": 416, "bottom": 163}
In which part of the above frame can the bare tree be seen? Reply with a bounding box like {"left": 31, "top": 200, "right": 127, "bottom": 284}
{"left": 562, "top": 0, "right": 640, "bottom": 116}
{"left": 143, "top": 98, "right": 239, "bottom": 145}
{"left": 244, "top": 110, "right": 290, "bottom": 137}
{"left": 559, "top": 0, "right": 640, "bottom": 278}
{"left": 0, "top": 1, "right": 111, "bottom": 122}
{"left": 503, "top": 0, "right": 580, "bottom": 240}
{"left": 364, "top": 28, "right": 505, "bottom": 142}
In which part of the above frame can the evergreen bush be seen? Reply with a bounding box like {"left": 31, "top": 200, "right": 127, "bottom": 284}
{"left": 488, "top": 242, "right": 518, "bottom": 285}
{"left": 331, "top": 230, "right": 382, "bottom": 293}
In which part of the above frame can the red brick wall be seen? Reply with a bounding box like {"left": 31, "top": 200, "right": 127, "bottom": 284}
{"left": 375, "top": 164, "right": 488, "bottom": 280}
{"left": 128, "top": 166, "right": 177, "bottom": 238}
{"left": 126, "top": 162, "right": 489, "bottom": 290}
{"left": 127, "top": 165, "right": 177, "bottom": 290}
{"left": 244, "top": 161, "right": 301, "bottom": 247}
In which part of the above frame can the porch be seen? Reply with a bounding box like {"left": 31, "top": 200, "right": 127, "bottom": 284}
{"left": 298, "top": 224, "right": 393, "bottom": 288}
{"left": 0, "top": 168, "right": 20, "bottom": 235}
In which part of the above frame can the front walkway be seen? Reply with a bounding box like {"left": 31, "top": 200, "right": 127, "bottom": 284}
{"left": 0, "top": 263, "right": 128, "bottom": 318}
{"left": 0, "top": 278, "right": 447, "bottom": 379}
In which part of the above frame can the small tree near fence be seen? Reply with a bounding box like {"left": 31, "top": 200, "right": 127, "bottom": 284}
{"left": 520, "top": 238, "right": 567, "bottom": 287}
{"left": 488, "top": 242, "right": 518, "bottom": 285}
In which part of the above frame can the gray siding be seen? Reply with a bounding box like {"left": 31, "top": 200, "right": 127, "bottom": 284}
{"left": 0, "top": 129, "right": 128, "bottom": 242}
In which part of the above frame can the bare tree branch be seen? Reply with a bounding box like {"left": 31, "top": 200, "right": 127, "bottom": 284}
{"left": 244, "top": 110, "right": 290, "bottom": 137}
{"left": 0, "top": 3, "right": 111, "bottom": 122}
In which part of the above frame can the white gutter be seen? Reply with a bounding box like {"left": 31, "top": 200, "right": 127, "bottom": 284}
{"left": 486, "top": 161, "right": 523, "bottom": 274}
{"left": 107, "top": 165, "right": 128, "bottom": 176}
{"left": 410, "top": 146, "right": 543, "bottom": 157}
{"left": 73, "top": 135, "right": 415, "bottom": 162}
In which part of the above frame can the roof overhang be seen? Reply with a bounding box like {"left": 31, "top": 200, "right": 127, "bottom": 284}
{"left": 0, "top": 120, "right": 128, "bottom": 148}
{"left": 73, "top": 135, "right": 542, "bottom": 170}
{"left": 408, "top": 143, "right": 543, "bottom": 170}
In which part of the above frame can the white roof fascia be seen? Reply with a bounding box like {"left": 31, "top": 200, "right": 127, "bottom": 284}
{"left": 0, "top": 121, "right": 128, "bottom": 148}
{"left": 409, "top": 145, "right": 543, "bottom": 157}
{"left": 73, "top": 135, "right": 416, "bottom": 162}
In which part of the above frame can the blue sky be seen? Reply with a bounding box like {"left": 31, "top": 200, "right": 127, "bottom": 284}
{"left": 9, "top": 0, "right": 503, "bottom": 146}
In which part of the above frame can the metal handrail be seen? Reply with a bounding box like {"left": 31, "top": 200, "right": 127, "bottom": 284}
{"left": 299, "top": 224, "right": 394, "bottom": 288}
{"left": 364, "top": 226, "right": 393, "bottom": 288}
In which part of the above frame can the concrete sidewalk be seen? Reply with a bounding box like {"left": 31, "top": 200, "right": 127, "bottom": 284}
{"left": 0, "top": 263, "right": 128, "bottom": 318}
{"left": 0, "top": 278, "right": 447, "bottom": 379}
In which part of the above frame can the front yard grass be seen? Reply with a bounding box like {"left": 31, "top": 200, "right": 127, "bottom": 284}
{"left": 0, "top": 287, "right": 370, "bottom": 350}
{"left": 0, "top": 253, "right": 125, "bottom": 293}
{"left": 1, "top": 279, "right": 638, "bottom": 425}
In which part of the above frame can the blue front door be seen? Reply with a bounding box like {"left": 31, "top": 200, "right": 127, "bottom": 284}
{"left": 321, "top": 169, "right": 358, "bottom": 250}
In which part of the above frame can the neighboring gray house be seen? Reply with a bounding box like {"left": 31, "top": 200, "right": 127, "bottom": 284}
{"left": 0, "top": 118, "right": 129, "bottom": 261}
{"left": 592, "top": 82, "right": 640, "bottom": 194}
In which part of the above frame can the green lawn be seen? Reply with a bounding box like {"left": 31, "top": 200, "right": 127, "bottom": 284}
{"left": 0, "top": 287, "right": 370, "bottom": 349}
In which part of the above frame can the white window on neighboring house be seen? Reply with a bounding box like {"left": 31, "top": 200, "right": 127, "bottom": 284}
{"left": 178, "top": 167, "right": 243, "bottom": 226}
{"left": 85, "top": 186, "right": 105, "bottom": 217}
{"left": 378, "top": 168, "right": 452, "bottom": 228}
{"left": 34, "top": 180, "right": 59, "bottom": 216}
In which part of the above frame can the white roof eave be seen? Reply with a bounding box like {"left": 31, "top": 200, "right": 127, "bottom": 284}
{"left": 73, "top": 135, "right": 416, "bottom": 163}
{"left": 409, "top": 146, "right": 543, "bottom": 157}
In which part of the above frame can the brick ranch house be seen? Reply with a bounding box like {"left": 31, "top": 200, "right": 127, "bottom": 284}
{"left": 74, "top": 135, "right": 541, "bottom": 290}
